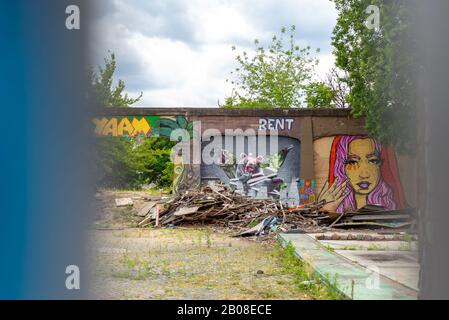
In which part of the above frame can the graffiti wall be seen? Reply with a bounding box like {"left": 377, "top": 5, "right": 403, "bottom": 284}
{"left": 201, "top": 135, "right": 302, "bottom": 205}
{"left": 92, "top": 114, "right": 412, "bottom": 209}
{"left": 93, "top": 116, "right": 193, "bottom": 138}
{"left": 93, "top": 115, "right": 198, "bottom": 194}
{"left": 314, "top": 136, "right": 406, "bottom": 213}
{"left": 298, "top": 179, "right": 317, "bottom": 205}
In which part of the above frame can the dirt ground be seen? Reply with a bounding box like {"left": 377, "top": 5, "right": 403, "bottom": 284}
{"left": 92, "top": 190, "right": 165, "bottom": 229}
{"left": 88, "top": 227, "right": 312, "bottom": 300}
{"left": 88, "top": 190, "right": 314, "bottom": 300}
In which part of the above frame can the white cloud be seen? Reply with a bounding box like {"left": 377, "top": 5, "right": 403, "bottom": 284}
{"left": 126, "top": 34, "right": 235, "bottom": 106}
{"left": 314, "top": 53, "right": 336, "bottom": 82}
{"left": 91, "top": 0, "right": 338, "bottom": 107}
{"left": 187, "top": 0, "right": 261, "bottom": 45}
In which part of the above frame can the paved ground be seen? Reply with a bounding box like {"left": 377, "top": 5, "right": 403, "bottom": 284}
{"left": 279, "top": 232, "right": 419, "bottom": 300}
{"left": 335, "top": 250, "right": 419, "bottom": 291}
{"left": 89, "top": 228, "right": 311, "bottom": 300}
{"left": 309, "top": 231, "right": 419, "bottom": 291}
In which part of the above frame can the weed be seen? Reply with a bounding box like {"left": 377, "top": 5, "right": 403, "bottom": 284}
{"left": 247, "top": 220, "right": 259, "bottom": 228}
{"left": 398, "top": 242, "right": 412, "bottom": 251}
{"left": 260, "top": 290, "right": 277, "bottom": 299}
{"left": 367, "top": 243, "right": 385, "bottom": 251}
{"left": 275, "top": 242, "right": 345, "bottom": 300}
{"left": 340, "top": 246, "right": 362, "bottom": 251}
{"left": 205, "top": 230, "right": 213, "bottom": 248}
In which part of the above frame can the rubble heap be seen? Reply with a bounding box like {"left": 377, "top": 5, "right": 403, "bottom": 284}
{"left": 138, "top": 184, "right": 326, "bottom": 232}
{"left": 136, "top": 184, "right": 416, "bottom": 235}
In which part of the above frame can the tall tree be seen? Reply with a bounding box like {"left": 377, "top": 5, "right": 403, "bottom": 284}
{"left": 89, "top": 52, "right": 142, "bottom": 108}
{"left": 324, "top": 67, "right": 351, "bottom": 109}
{"left": 332, "top": 0, "right": 417, "bottom": 153}
{"left": 304, "top": 68, "right": 350, "bottom": 109}
{"left": 304, "top": 82, "right": 335, "bottom": 109}
{"left": 222, "top": 26, "right": 319, "bottom": 108}
{"left": 91, "top": 53, "right": 175, "bottom": 191}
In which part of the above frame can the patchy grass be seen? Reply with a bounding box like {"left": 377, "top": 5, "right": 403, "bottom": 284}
{"left": 98, "top": 187, "right": 171, "bottom": 195}
{"left": 366, "top": 243, "right": 386, "bottom": 251}
{"left": 246, "top": 220, "right": 260, "bottom": 228}
{"left": 325, "top": 242, "right": 417, "bottom": 252}
{"left": 90, "top": 228, "right": 317, "bottom": 300}
{"left": 274, "top": 242, "right": 345, "bottom": 300}
{"left": 398, "top": 241, "right": 413, "bottom": 251}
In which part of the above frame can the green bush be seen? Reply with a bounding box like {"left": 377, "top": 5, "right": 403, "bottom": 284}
{"left": 95, "top": 136, "right": 176, "bottom": 190}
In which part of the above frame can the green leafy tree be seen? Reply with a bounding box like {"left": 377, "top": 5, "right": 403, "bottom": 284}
{"left": 95, "top": 136, "right": 176, "bottom": 190}
{"left": 324, "top": 67, "right": 350, "bottom": 109}
{"left": 304, "top": 82, "right": 336, "bottom": 108}
{"left": 89, "top": 52, "right": 142, "bottom": 107}
{"left": 130, "top": 137, "right": 176, "bottom": 189}
{"left": 95, "top": 137, "right": 137, "bottom": 189}
{"left": 332, "top": 0, "right": 417, "bottom": 153}
{"left": 222, "top": 26, "right": 319, "bottom": 108}
{"left": 91, "top": 53, "right": 175, "bottom": 190}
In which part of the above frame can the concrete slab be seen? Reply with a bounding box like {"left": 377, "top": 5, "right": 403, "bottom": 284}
{"left": 308, "top": 231, "right": 417, "bottom": 241}
{"left": 278, "top": 233, "right": 418, "bottom": 300}
{"left": 318, "top": 240, "right": 418, "bottom": 251}
{"left": 334, "top": 250, "right": 420, "bottom": 291}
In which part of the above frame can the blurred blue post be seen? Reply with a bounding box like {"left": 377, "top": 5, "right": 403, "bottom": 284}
{"left": 0, "top": 1, "right": 94, "bottom": 299}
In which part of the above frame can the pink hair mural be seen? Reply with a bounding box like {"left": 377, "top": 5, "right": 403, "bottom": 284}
{"left": 319, "top": 136, "right": 406, "bottom": 213}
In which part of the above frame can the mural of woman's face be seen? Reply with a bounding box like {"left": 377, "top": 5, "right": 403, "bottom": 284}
{"left": 345, "top": 138, "right": 382, "bottom": 195}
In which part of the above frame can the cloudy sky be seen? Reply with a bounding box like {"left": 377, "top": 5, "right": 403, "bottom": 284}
{"left": 91, "top": 0, "right": 338, "bottom": 107}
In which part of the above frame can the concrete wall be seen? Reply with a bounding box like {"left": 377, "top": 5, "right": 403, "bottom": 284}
{"left": 94, "top": 108, "right": 416, "bottom": 208}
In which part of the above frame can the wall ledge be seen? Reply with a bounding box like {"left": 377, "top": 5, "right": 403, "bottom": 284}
{"left": 93, "top": 107, "right": 354, "bottom": 118}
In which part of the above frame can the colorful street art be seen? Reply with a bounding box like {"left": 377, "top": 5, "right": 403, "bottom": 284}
{"left": 93, "top": 116, "right": 194, "bottom": 138}
{"left": 298, "top": 179, "right": 316, "bottom": 205}
{"left": 314, "top": 136, "right": 406, "bottom": 213}
{"left": 201, "top": 135, "right": 301, "bottom": 205}
{"left": 218, "top": 145, "right": 293, "bottom": 197}
{"left": 93, "top": 115, "right": 198, "bottom": 194}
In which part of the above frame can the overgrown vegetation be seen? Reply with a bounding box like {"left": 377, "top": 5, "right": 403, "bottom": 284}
{"left": 332, "top": 0, "right": 418, "bottom": 153}
{"left": 95, "top": 136, "right": 176, "bottom": 190}
{"left": 89, "top": 52, "right": 142, "bottom": 108}
{"left": 274, "top": 242, "right": 345, "bottom": 300}
{"left": 93, "top": 228, "right": 322, "bottom": 299}
{"left": 222, "top": 25, "right": 351, "bottom": 109}
{"left": 304, "top": 82, "right": 336, "bottom": 109}
{"left": 222, "top": 26, "right": 319, "bottom": 108}
{"left": 223, "top": 4, "right": 417, "bottom": 151}
{"left": 91, "top": 53, "right": 175, "bottom": 191}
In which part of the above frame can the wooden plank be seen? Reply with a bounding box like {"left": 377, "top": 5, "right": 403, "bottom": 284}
{"left": 174, "top": 206, "right": 201, "bottom": 216}
{"left": 136, "top": 201, "right": 157, "bottom": 217}
{"left": 347, "top": 214, "right": 411, "bottom": 222}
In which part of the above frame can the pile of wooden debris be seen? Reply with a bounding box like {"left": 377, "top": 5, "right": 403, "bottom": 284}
{"left": 135, "top": 184, "right": 416, "bottom": 235}
{"left": 137, "top": 184, "right": 327, "bottom": 233}
{"left": 321, "top": 205, "right": 416, "bottom": 229}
